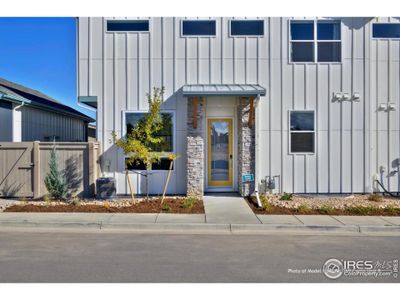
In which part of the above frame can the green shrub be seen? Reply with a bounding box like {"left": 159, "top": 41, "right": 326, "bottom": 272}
{"left": 182, "top": 196, "right": 197, "bottom": 209}
{"left": 19, "top": 197, "right": 28, "bottom": 205}
{"left": 319, "top": 205, "right": 335, "bottom": 215}
{"left": 260, "top": 194, "right": 272, "bottom": 212}
{"left": 296, "top": 204, "right": 311, "bottom": 214}
{"left": 280, "top": 192, "right": 293, "bottom": 201}
{"left": 43, "top": 194, "right": 51, "bottom": 206}
{"left": 44, "top": 144, "right": 68, "bottom": 200}
{"left": 161, "top": 203, "right": 171, "bottom": 212}
{"left": 71, "top": 197, "right": 82, "bottom": 206}
{"left": 368, "top": 193, "right": 383, "bottom": 202}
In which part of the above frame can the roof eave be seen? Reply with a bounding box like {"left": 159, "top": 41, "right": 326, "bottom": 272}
{"left": 0, "top": 93, "right": 94, "bottom": 123}
{"left": 0, "top": 93, "right": 30, "bottom": 104}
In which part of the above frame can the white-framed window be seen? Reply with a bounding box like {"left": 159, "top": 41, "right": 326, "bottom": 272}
{"left": 229, "top": 19, "right": 264, "bottom": 37}
{"left": 181, "top": 19, "right": 217, "bottom": 37}
{"left": 123, "top": 110, "right": 175, "bottom": 171}
{"left": 289, "top": 20, "right": 341, "bottom": 63}
{"left": 106, "top": 19, "right": 149, "bottom": 33}
{"left": 289, "top": 110, "right": 315, "bottom": 154}
{"left": 372, "top": 23, "right": 400, "bottom": 39}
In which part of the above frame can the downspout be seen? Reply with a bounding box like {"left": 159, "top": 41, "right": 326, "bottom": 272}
{"left": 12, "top": 102, "right": 24, "bottom": 142}
{"left": 254, "top": 96, "right": 262, "bottom": 208}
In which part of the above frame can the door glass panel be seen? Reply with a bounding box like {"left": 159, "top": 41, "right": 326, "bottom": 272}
{"left": 210, "top": 121, "right": 229, "bottom": 181}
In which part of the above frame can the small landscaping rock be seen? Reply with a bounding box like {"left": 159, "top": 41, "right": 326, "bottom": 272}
{"left": 247, "top": 193, "right": 400, "bottom": 216}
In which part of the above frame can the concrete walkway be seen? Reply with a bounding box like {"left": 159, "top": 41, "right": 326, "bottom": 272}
{"left": 203, "top": 193, "right": 261, "bottom": 224}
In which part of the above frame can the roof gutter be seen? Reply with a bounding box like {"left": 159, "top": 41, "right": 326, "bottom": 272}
{"left": 0, "top": 92, "right": 30, "bottom": 105}
{"left": 0, "top": 92, "right": 94, "bottom": 123}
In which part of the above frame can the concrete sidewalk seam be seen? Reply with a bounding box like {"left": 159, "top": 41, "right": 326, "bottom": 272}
{"left": 378, "top": 216, "right": 396, "bottom": 225}
{"left": 293, "top": 215, "right": 305, "bottom": 225}
{"left": 330, "top": 215, "right": 346, "bottom": 225}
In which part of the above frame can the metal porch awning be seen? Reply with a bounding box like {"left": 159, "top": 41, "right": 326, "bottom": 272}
{"left": 182, "top": 84, "right": 266, "bottom": 97}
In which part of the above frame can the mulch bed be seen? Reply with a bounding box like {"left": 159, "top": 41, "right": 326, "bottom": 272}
{"left": 246, "top": 198, "right": 400, "bottom": 216}
{"left": 4, "top": 198, "right": 204, "bottom": 214}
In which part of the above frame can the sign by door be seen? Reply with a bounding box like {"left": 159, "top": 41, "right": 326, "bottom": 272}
{"left": 242, "top": 174, "right": 254, "bottom": 183}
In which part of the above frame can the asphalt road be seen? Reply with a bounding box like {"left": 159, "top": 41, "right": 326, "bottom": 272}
{"left": 0, "top": 230, "right": 399, "bottom": 283}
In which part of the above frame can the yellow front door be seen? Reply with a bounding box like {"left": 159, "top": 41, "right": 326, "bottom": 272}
{"left": 207, "top": 118, "right": 233, "bottom": 187}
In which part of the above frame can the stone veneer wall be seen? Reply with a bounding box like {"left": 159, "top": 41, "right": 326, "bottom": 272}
{"left": 238, "top": 98, "right": 256, "bottom": 196}
{"left": 186, "top": 97, "right": 205, "bottom": 196}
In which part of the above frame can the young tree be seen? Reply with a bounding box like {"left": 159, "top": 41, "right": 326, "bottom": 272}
{"left": 112, "top": 87, "right": 165, "bottom": 200}
{"left": 44, "top": 143, "right": 68, "bottom": 200}
{"left": 161, "top": 153, "right": 179, "bottom": 205}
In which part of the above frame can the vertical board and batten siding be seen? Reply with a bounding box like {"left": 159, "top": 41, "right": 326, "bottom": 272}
{"left": 0, "top": 104, "right": 13, "bottom": 141}
{"left": 21, "top": 106, "right": 87, "bottom": 142}
{"left": 370, "top": 17, "right": 400, "bottom": 193}
{"left": 78, "top": 17, "right": 400, "bottom": 195}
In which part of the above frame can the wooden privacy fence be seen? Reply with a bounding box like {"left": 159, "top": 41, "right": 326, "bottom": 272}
{"left": 0, "top": 142, "right": 101, "bottom": 199}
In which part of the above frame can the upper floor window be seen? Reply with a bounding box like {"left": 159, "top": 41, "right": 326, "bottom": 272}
{"left": 182, "top": 20, "right": 216, "bottom": 36}
{"left": 107, "top": 20, "right": 149, "bottom": 32}
{"left": 290, "top": 20, "right": 341, "bottom": 63}
{"left": 373, "top": 23, "right": 400, "bottom": 39}
{"left": 230, "top": 20, "right": 264, "bottom": 36}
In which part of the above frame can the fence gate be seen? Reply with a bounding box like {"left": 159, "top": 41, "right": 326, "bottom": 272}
{"left": 0, "top": 142, "right": 35, "bottom": 198}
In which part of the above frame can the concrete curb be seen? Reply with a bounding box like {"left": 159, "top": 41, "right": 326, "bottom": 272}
{"left": 359, "top": 225, "right": 400, "bottom": 233}
{"left": 0, "top": 220, "right": 399, "bottom": 234}
{"left": 230, "top": 224, "right": 361, "bottom": 233}
{"left": 0, "top": 221, "right": 101, "bottom": 229}
{"left": 100, "top": 222, "right": 230, "bottom": 232}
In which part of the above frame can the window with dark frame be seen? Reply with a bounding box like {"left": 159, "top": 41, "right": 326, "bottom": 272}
{"left": 372, "top": 23, "right": 400, "bottom": 38}
{"left": 230, "top": 20, "right": 264, "bottom": 36}
{"left": 125, "top": 157, "right": 174, "bottom": 171}
{"left": 290, "top": 111, "right": 315, "bottom": 154}
{"left": 125, "top": 112, "right": 174, "bottom": 171}
{"left": 290, "top": 20, "right": 341, "bottom": 63}
{"left": 182, "top": 20, "right": 216, "bottom": 36}
{"left": 107, "top": 20, "right": 149, "bottom": 32}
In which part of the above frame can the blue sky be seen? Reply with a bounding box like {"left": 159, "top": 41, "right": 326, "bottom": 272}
{"left": 0, "top": 17, "right": 95, "bottom": 119}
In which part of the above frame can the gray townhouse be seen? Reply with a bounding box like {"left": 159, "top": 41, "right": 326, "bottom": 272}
{"left": 77, "top": 17, "right": 400, "bottom": 196}
{"left": 0, "top": 77, "right": 93, "bottom": 142}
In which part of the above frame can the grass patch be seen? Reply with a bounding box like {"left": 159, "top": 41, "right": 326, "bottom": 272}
{"left": 43, "top": 194, "right": 51, "bottom": 206}
{"left": 70, "top": 197, "right": 82, "bottom": 206}
{"left": 161, "top": 203, "right": 171, "bottom": 212}
{"left": 181, "top": 196, "right": 197, "bottom": 209}
{"left": 260, "top": 194, "right": 272, "bottom": 212}
{"left": 296, "top": 204, "right": 311, "bottom": 214}
{"left": 319, "top": 205, "right": 335, "bottom": 215}
{"left": 346, "top": 206, "right": 381, "bottom": 215}
{"left": 368, "top": 193, "right": 383, "bottom": 202}
{"left": 384, "top": 205, "right": 397, "bottom": 214}
{"left": 280, "top": 192, "right": 293, "bottom": 201}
